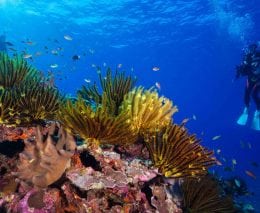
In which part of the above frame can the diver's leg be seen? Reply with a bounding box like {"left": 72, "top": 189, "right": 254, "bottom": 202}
{"left": 237, "top": 80, "right": 252, "bottom": 125}
{"left": 251, "top": 84, "right": 260, "bottom": 130}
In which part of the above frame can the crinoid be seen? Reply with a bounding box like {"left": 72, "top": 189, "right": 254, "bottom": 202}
{"left": 0, "top": 85, "right": 61, "bottom": 127}
{"left": 0, "top": 88, "right": 19, "bottom": 125}
{"left": 144, "top": 124, "right": 216, "bottom": 178}
{"left": 77, "top": 67, "right": 136, "bottom": 116}
{"left": 181, "top": 175, "right": 235, "bottom": 213}
{"left": 59, "top": 97, "right": 138, "bottom": 145}
{"left": 0, "top": 53, "right": 40, "bottom": 89}
{"left": 11, "top": 82, "right": 62, "bottom": 125}
{"left": 120, "top": 87, "right": 177, "bottom": 135}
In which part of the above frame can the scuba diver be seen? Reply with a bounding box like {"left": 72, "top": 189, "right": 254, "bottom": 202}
{"left": 236, "top": 42, "right": 260, "bottom": 130}
{"left": 0, "top": 34, "right": 7, "bottom": 52}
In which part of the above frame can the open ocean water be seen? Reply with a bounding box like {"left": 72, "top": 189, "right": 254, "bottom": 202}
{"left": 0, "top": 0, "right": 260, "bottom": 212}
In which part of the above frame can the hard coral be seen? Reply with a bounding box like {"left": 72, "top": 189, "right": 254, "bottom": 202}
{"left": 120, "top": 86, "right": 178, "bottom": 135}
{"left": 144, "top": 124, "right": 216, "bottom": 178}
{"left": 14, "top": 124, "right": 76, "bottom": 188}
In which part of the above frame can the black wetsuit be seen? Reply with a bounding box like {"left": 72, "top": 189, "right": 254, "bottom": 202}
{"left": 237, "top": 48, "right": 260, "bottom": 110}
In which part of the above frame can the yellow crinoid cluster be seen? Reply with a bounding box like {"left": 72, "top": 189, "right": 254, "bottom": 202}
{"left": 120, "top": 86, "right": 178, "bottom": 135}
{"left": 59, "top": 97, "right": 138, "bottom": 145}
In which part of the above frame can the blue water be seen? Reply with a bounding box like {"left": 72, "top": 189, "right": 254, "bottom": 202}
{"left": 1, "top": 0, "right": 259, "bottom": 211}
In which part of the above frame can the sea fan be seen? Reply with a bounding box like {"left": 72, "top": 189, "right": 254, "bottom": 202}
{"left": 77, "top": 67, "right": 136, "bottom": 116}
{"left": 144, "top": 124, "right": 216, "bottom": 178}
{"left": 120, "top": 87, "right": 177, "bottom": 135}
{"left": 59, "top": 97, "right": 138, "bottom": 145}
{"left": 181, "top": 175, "right": 235, "bottom": 213}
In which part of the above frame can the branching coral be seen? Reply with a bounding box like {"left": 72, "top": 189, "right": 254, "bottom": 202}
{"left": 181, "top": 175, "right": 235, "bottom": 213}
{"left": 0, "top": 53, "right": 39, "bottom": 89}
{"left": 77, "top": 67, "right": 136, "bottom": 115}
{"left": 59, "top": 97, "right": 138, "bottom": 145}
{"left": 144, "top": 124, "right": 216, "bottom": 178}
{"left": 120, "top": 87, "right": 178, "bottom": 135}
{"left": 13, "top": 124, "right": 76, "bottom": 188}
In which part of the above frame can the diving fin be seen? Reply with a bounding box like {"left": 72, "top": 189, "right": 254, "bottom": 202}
{"left": 252, "top": 110, "right": 260, "bottom": 131}
{"left": 237, "top": 107, "right": 249, "bottom": 126}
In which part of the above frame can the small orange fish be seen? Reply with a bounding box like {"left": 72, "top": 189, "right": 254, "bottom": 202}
{"left": 245, "top": 170, "right": 257, "bottom": 179}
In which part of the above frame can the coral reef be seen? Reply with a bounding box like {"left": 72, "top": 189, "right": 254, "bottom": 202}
{"left": 0, "top": 61, "right": 235, "bottom": 212}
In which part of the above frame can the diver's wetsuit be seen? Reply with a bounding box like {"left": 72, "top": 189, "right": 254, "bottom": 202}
{"left": 244, "top": 77, "right": 260, "bottom": 110}
{"left": 242, "top": 50, "right": 260, "bottom": 110}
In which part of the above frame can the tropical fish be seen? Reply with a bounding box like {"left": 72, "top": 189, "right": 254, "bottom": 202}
{"left": 152, "top": 66, "right": 160, "bottom": 71}
{"left": 50, "top": 64, "right": 58, "bottom": 68}
{"left": 84, "top": 79, "right": 91, "bottom": 83}
{"left": 64, "top": 35, "right": 73, "bottom": 41}
{"left": 23, "top": 54, "right": 33, "bottom": 59}
{"left": 234, "top": 179, "right": 241, "bottom": 187}
{"left": 216, "top": 159, "right": 222, "bottom": 166}
{"left": 155, "top": 82, "right": 161, "bottom": 90}
{"left": 72, "top": 55, "right": 80, "bottom": 60}
{"left": 192, "top": 114, "right": 197, "bottom": 120}
{"left": 51, "top": 49, "right": 59, "bottom": 55}
{"left": 212, "top": 135, "right": 221, "bottom": 141}
{"left": 245, "top": 170, "right": 256, "bottom": 179}
{"left": 232, "top": 159, "right": 237, "bottom": 165}
{"left": 182, "top": 118, "right": 190, "bottom": 124}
